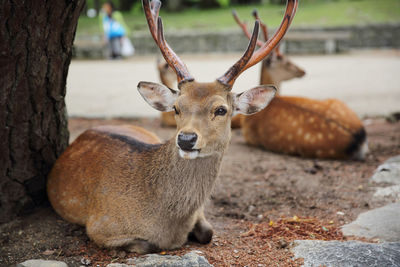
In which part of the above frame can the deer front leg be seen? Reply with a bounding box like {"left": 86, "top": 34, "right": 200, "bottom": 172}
{"left": 189, "top": 207, "right": 213, "bottom": 244}
{"left": 125, "top": 239, "right": 159, "bottom": 254}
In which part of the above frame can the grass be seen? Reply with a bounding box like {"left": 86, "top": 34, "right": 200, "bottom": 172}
{"left": 77, "top": 0, "right": 400, "bottom": 36}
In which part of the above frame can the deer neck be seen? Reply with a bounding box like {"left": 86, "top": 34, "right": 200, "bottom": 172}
{"left": 260, "top": 62, "right": 282, "bottom": 94}
{"left": 160, "top": 74, "right": 176, "bottom": 89}
{"left": 146, "top": 139, "right": 225, "bottom": 218}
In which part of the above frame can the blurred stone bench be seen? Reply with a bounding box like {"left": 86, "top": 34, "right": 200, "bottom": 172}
{"left": 73, "top": 36, "right": 106, "bottom": 59}
{"left": 282, "top": 31, "right": 351, "bottom": 54}
{"left": 72, "top": 23, "right": 400, "bottom": 59}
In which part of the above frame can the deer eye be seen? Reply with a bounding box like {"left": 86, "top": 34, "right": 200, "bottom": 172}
{"left": 214, "top": 106, "right": 227, "bottom": 116}
{"left": 173, "top": 106, "right": 180, "bottom": 115}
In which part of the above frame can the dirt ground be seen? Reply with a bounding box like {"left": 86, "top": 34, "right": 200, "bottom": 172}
{"left": 1, "top": 116, "right": 399, "bottom": 266}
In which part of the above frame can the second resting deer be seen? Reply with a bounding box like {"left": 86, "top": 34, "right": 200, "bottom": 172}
{"left": 232, "top": 10, "right": 368, "bottom": 160}
{"left": 47, "top": 0, "right": 298, "bottom": 253}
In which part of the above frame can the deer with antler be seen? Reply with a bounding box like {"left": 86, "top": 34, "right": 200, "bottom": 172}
{"left": 232, "top": 10, "right": 368, "bottom": 159}
{"left": 47, "top": 0, "right": 298, "bottom": 253}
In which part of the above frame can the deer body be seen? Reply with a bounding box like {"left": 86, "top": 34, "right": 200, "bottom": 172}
{"left": 241, "top": 97, "right": 367, "bottom": 159}
{"left": 47, "top": 0, "right": 298, "bottom": 253}
{"left": 48, "top": 124, "right": 220, "bottom": 251}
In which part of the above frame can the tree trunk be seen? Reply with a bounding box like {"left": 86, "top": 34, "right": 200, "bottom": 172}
{"left": 0, "top": 0, "right": 85, "bottom": 223}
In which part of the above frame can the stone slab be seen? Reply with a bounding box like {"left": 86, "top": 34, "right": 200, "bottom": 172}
{"left": 374, "top": 184, "right": 400, "bottom": 200}
{"left": 128, "top": 252, "right": 212, "bottom": 267}
{"left": 342, "top": 202, "right": 400, "bottom": 242}
{"left": 292, "top": 240, "right": 400, "bottom": 267}
{"left": 17, "top": 260, "right": 68, "bottom": 267}
{"left": 370, "top": 155, "right": 400, "bottom": 185}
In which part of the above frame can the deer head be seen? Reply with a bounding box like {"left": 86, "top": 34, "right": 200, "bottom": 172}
{"left": 138, "top": 0, "right": 298, "bottom": 159}
{"left": 233, "top": 9, "right": 305, "bottom": 87}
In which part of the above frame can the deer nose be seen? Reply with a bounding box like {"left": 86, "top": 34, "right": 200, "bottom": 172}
{"left": 177, "top": 132, "right": 198, "bottom": 151}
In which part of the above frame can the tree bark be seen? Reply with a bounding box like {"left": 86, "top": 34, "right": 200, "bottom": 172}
{"left": 0, "top": 0, "right": 85, "bottom": 223}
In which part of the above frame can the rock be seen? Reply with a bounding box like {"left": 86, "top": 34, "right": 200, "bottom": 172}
{"left": 125, "top": 258, "right": 136, "bottom": 265}
{"left": 341, "top": 202, "right": 400, "bottom": 242}
{"left": 373, "top": 184, "right": 400, "bottom": 199}
{"left": 370, "top": 156, "right": 400, "bottom": 185}
{"left": 17, "top": 260, "right": 68, "bottom": 267}
{"left": 106, "top": 264, "right": 131, "bottom": 267}
{"left": 292, "top": 240, "right": 400, "bottom": 267}
{"left": 133, "top": 251, "right": 212, "bottom": 267}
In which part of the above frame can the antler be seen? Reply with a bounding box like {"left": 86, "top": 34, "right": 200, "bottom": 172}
{"left": 217, "top": 21, "right": 260, "bottom": 87}
{"left": 252, "top": 9, "right": 284, "bottom": 57}
{"left": 251, "top": 10, "right": 268, "bottom": 42}
{"left": 143, "top": 0, "right": 194, "bottom": 84}
{"left": 232, "top": 10, "right": 265, "bottom": 47}
{"left": 219, "top": 0, "right": 298, "bottom": 86}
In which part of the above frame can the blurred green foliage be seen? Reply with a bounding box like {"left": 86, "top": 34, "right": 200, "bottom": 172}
{"left": 79, "top": 0, "right": 400, "bottom": 35}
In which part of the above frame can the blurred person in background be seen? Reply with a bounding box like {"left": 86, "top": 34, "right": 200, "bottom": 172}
{"left": 100, "top": 1, "right": 133, "bottom": 59}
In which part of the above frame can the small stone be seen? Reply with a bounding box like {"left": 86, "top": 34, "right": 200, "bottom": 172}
{"left": 80, "top": 258, "right": 91, "bottom": 266}
{"left": 233, "top": 249, "right": 238, "bottom": 253}
{"left": 257, "top": 214, "right": 263, "bottom": 220}
{"left": 336, "top": 211, "right": 345, "bottom": 216}
{"left": 248, "top": 205, "right": 256, "bottom": 212}
{"left": 278, "top": 238, "right": 288, "bottom": 248}
{"left": 42, "top": 249, "right": 55, "bottom": 256}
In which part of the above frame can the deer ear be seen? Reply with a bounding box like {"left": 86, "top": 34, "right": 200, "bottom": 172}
{"left": 234, "top": 85, "right": 276, "bottom": 115}
{"left": 137, "top": 81, "right": 178, "bottom": 112}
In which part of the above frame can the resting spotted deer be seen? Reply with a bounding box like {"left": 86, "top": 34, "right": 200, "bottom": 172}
{"left": 233, "top": 10, "right": 368, "bottom": 159}
{"left": 47, "top": 0, "right": 298, "bottom": 253}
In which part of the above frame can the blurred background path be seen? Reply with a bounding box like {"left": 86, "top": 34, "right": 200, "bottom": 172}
{"left": 66, "top": 49, "right": 400, "bottom": 118}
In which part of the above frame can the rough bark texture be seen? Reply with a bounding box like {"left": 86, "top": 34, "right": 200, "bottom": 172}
{"left": 0, "top": 0, "right": 85, "bottom": 223}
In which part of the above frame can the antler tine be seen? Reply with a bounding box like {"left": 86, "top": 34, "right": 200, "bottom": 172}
{"left": 252, "top": 9, "right": 268, "bottom": 42}
{"left": 217, "top": 20, "right": 260, "bottom": 87}
{"left": 157, "top": 17, "right": 194, "bottom": 83}
{"left": 232, "top": 10, "right": 264, "bottom": 48}
{"left": 143, "top": 0, "right": 159, "bottom": 44}
{"left": 240, "top": 0, "right": 298, "bottom": 73}
{"left": 150, "top": 0, "right": 161, "bottom": 21}
{"left": 143, "top": 0, "right": 194, "bottom": 84}
{"left": 252, "top": 9, "right": 284, "bottom": 57}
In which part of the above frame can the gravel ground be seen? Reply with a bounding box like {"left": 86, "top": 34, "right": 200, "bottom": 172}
{"left": 1, "top": 116, "right": 399, "bottom": 266}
